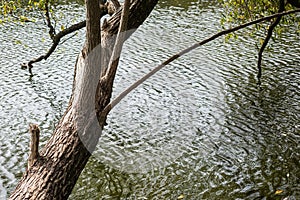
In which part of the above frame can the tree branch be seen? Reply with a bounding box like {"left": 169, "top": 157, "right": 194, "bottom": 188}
{"left": 21, "top": 0, "right": 116, "bottom": 75}
{"left": 28, "top": 124, "right": 40, "bottom": 170}
{"left": 102, "top": 8, "right": 300, "bottom": 114}
{"left": 44, "top": 0, "right": 56, "bottom": 39}
{"left": 95, "top": 0, "right": 158, "bottom": 125}
{"left": 21, "top": 1, "right": 118, "bottom": 75}
{"left": 104, "top": 0, "right": 130, "bottom": 79}
{"left": 21, "top": 20, "right": 86, "bottom": 75}
{"left": 96, "top": 0, "right": 131, "bottom": 120}
{"left": 257, "top": 0, "right": 285, "bottom": 83}
{"left": 84, "top": 0, "right": 101, "bottom": 54}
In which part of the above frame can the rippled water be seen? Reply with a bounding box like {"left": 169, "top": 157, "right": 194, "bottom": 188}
{"left": 1, "top": 1, "right": 299, "bottom": 199}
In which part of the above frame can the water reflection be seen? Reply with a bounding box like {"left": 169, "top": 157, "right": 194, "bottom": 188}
{"left": 0, "top": 3, "right": 85, "bottom": 199}
{"left": 73, "top": 1, "right": 299, "bottom": 199}
{"left": 0, "top": 0, "right": 299, "bottom": 199}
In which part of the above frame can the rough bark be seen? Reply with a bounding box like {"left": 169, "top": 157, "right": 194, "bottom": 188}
{"left": 96, "top": 0, "right": 159, "bottom": 123}
{"left": 9, "top": 0, "right": 158, "bottom": 199}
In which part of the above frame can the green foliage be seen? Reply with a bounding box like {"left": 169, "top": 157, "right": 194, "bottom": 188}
{"left": 218, "top": 0, "right": 300, "bottom": 41}
{"left": 218, "top": 0, "right": 294, "bottom": 23}
{"left": 0, "top": 0, "right": 58, "bottom": 22}
{"left": 0, "top": 0, "right": 20, "bottom": 16}
{"left": 220, "top": 0, "right": 278, "bottom": 22}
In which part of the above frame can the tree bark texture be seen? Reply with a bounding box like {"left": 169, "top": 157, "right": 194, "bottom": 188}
{"left": 9, "top": 0, "right": 158, "bottom": 199}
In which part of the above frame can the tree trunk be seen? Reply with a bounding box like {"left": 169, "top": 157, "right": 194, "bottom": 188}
{"left": 9, "top": 0, "right": 158, "bottom": 199}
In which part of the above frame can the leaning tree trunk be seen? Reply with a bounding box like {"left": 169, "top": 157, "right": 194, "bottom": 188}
{"left": 9, "top": 0, "right": 158, "bottom": 199}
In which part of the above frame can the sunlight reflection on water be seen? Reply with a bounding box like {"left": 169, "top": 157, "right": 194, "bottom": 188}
{"left": 0, "top": 1, "right": 299, "bottom": 199}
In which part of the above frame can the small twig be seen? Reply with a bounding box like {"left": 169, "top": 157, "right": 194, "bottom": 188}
{"left": 55, "top": 21, "right": 86, "bottom": 39}
{"left": 257, "top": 0, "right": 285, "bottom": 84}
{"left": 102, "top": 8, "right": 300, "bottom": 115}
{"left": 60, "top": 33, "right": 77, "bottom": 45}
{"left": 21, "top": 0, "right": 114, "bottom": 76}
{"left": 44, "top": 0, "right": 56, "bottom": 39}
{"left": 21, "top": 20, "right": 86, "bottom": 75}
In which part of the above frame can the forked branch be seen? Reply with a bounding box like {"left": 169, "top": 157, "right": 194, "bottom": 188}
{"left": 21, "top": 20, "right": 86, "bottom": 75}
{"left": 21, "top": 1, "right": 115, "bottom": 75}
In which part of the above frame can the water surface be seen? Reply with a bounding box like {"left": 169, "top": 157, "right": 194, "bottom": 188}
{"left": 0, "top": 1, "right": 299, "bottom": 199}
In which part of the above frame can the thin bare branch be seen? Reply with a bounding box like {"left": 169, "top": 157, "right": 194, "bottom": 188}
{"left": 60, "top": 33, "right": 77, "bottom": 45}
{"left": 102, "top": 8, "right": 300, "bottom": 114}
{"left": 21, "top": 20, "right": 86, "bottom": 75}
{"left": 257, "top": 0, "right": 285, "bottom": 83}
{"left": 56, "top": 20, "right": 86, "bottom": 39}
{"left": 21, "top": 1, "right": 113, "bottom": 75}
{"left": 45, "top": 0, "right": 56, "bottom": 39}
{"left": 104, "top": 0, "right": 131, "bottom": 80}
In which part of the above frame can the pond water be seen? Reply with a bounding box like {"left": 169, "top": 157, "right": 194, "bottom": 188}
{"left": 0, "top": 0, "right": 299, "bottom": 199}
